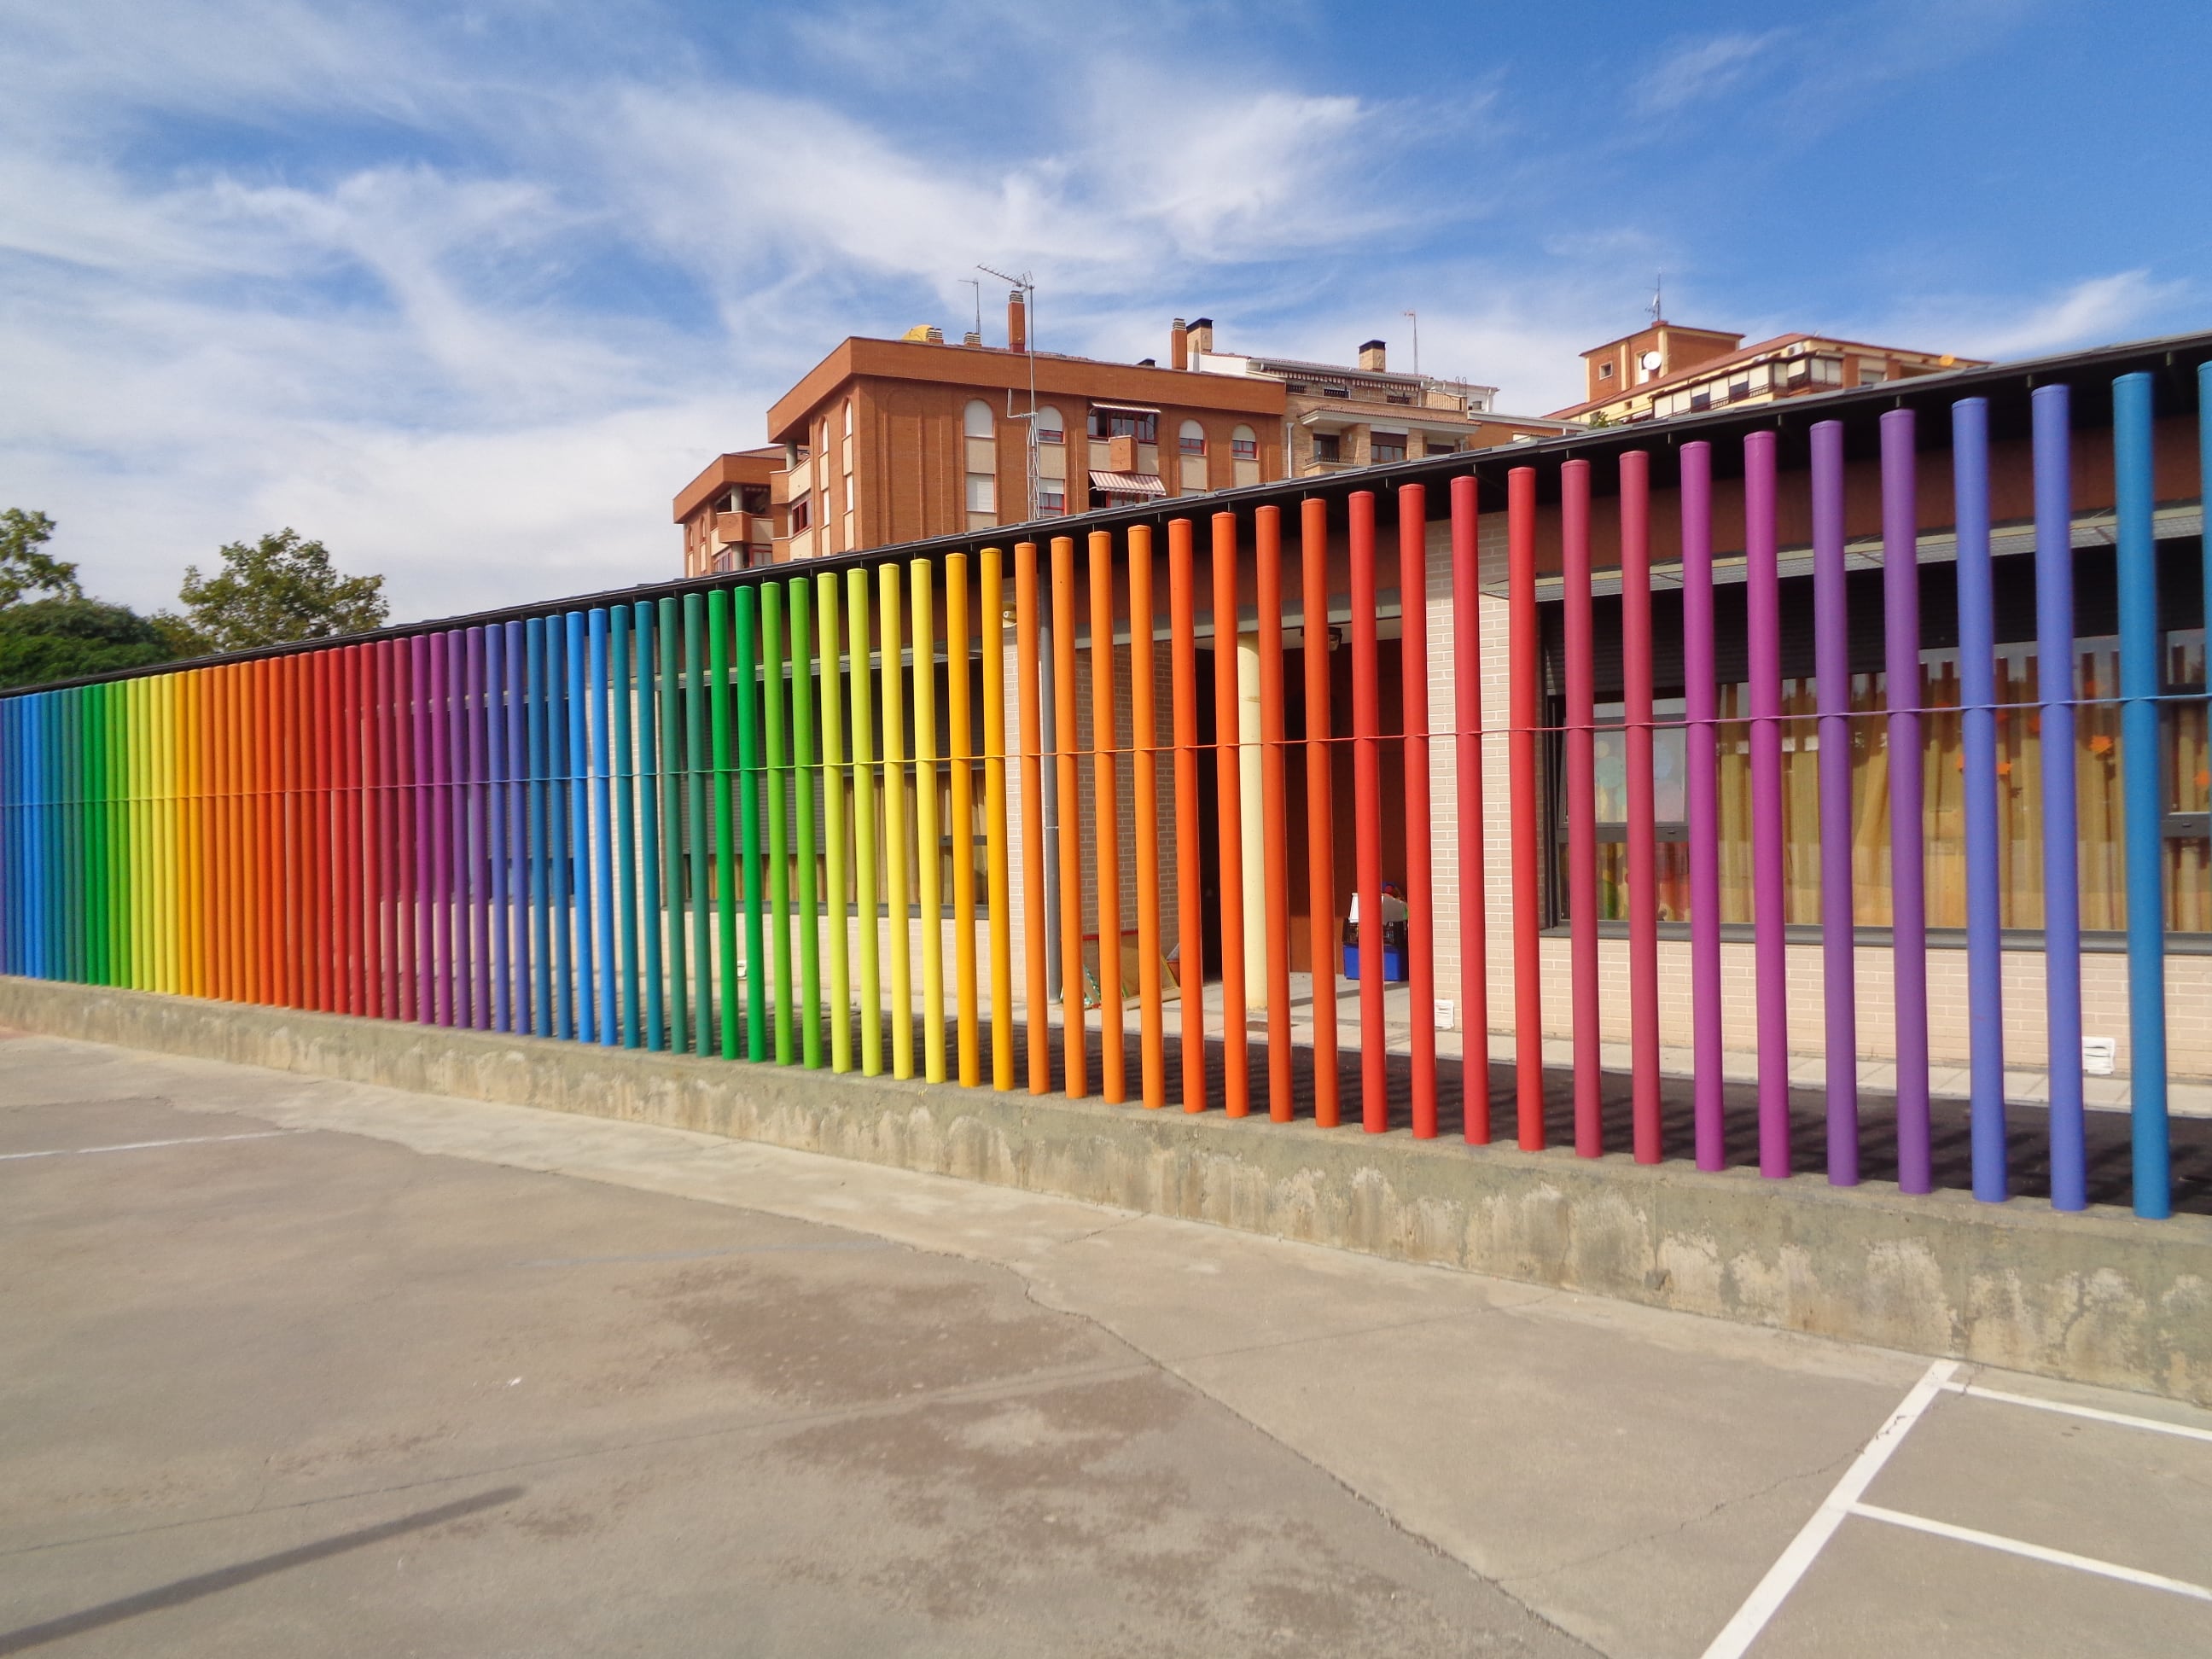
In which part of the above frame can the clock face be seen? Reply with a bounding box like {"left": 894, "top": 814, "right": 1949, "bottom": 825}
{"left": 1639, "top": 350, "right": 1664, "bottom": 372}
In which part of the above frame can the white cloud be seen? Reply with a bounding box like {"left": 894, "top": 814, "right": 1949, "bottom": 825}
{"left": 1886, "top": 271, "right": 2190, "bottom": 361}
{"left": 1632, "top": 31, "right": 1786, "bottom": 116}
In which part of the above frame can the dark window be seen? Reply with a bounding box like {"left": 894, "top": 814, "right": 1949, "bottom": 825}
{"left": 1312, "top": 434, "right": 1341, "bottom": 463}
{"left": 1039, "top": 489, "right": 1065, "bottom": 515}
{"left": 1689, "top": 389, "right": 1712, "bottom": 411}
{"left": 1598, "top": 362, "right": 1615, "bottom": 381}
{"left": 1088, "top": 408, "right": 1158, "bottom": 442}
{"left": 790, "top": 498, "right": 811, "bottom": 532}
{"left": 1371, "top": 434, "right": 1406, "bottom": 463}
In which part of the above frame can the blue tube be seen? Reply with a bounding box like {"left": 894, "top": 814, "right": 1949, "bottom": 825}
{"left": 2114, "top": 371, "right": 2168, "bottom": 1220}
{"left": 504, "top": 622, "right": 528, "bottom": 1033}
{"left": 1954, "top": 398, "right": 2007, "bottom": 1202}
{"left": 2034, "top": 386, "right": 2085, "bottom": 1210}
{"left": 560, "top": 610, "right": 590, "bottom": 1043}
{"left": 541, "top": 616, "right": 569, "bottom": 1038}
{"left": 588, "top": 608, "right": 617, "bottom": 1044}
{"left": 611, "top": 605, "right": 640, "bottom": 1049}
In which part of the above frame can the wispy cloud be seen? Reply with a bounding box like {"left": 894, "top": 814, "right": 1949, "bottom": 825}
{"left": 1918, "top": 270, "right": 2192, "bottom": 359}
{"left": 1633, "top": 31, "right": 1787, "bottom": 116}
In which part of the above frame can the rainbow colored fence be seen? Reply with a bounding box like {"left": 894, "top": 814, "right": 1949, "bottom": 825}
{"left": 3, "top": 352, "right": 2207, "bottom": 1219}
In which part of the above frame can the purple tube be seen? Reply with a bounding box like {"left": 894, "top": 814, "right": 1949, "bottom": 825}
{"left": 466, "top": 628, "right": 491, "bottom": 1029}
{"left": 485, "top": 625, "right": 508, "bottom": 1033}
{"left": 1745, "top": 431, "right": 1790, "bottom": 1179}
{"left": 428, "top": 634, "right": 452, "bottom": 1026}
{"left": 1883, "top": 408, "right": 1931, "bottom": 1194}
{"left": 1681, "top": 442, "right": 1725, "bottom": 1169}
{"left": 410, "top": 634, "right": 434, "bottom": 1023}
{"left": 1812, "top": 422, "right": 1859, "bottom": 1185}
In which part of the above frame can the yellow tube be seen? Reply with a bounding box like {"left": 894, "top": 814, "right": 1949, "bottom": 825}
{"left": 818, "top": 572, "right": 851, "bottom": 1073}
{"left": 847, "top": 568, "right": 880, "bottom": 1076}
{"left": 879, "top": 562, "right": 911, "bottom": 1080}
{"left": 911, "top": 558, "right": 945, "bottom": 1083}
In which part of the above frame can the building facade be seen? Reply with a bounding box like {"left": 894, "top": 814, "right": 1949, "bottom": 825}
{"left": 1557, "top": 321, "right": 1985, "bottom": 428}
{"left": 673, "top": 446, "right": 784, "bottom": 579}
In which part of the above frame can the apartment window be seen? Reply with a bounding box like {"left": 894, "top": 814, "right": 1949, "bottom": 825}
{"left": 963, "top": 399, "right": 997, "bottom": 530}
{"left": 1039, "top": 488, "right": 1066, "bottom": 515}
{"left": 1690, "top": 389, "right": 1713, "bottom": 412}
{"left": 1178, "top": 419, "right": 1207, "bottom": 456}
{"left": 1036, "top": 405, "right": 1065, "bottom": 444}
{"left": 1598, "top": 362, "right": 1615, "bottom": 381}
{"left": 1371, "top": 432, "right": 1407, "bottom": 463}
{"left": 1312, "top": 433, "right": 1342, "bottom": 463}
{"left": 791, "top": 497, "right": 811, "bottom": 533}
{"left": 1423, "top": 438, "right": 1458, "bottom": 457}
{"left": 1860, "top": 359, "right": 1889, "bottom": 385}
{"left": 1231, "top": 428, "right": 1258, "bottom": 460}
{"left": 1088, "top": 406, "right": 1158, "bottom": 442}
{"left": 842, "top": 398, "right": 853, "bottom": 439}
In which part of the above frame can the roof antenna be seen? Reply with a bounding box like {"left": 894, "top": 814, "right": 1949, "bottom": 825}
{"left": 1650, "top": 272, "right": 1663, "bottom": 324}
{"left": 1402, "top": 308, "right": 1419, "bottom": 376}
{"left": 959, "top": 276, "right": 981, "bottom": 341}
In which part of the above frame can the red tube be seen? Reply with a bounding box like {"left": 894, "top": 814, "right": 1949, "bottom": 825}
{"left": 1450, "top": 474, "right": 1488, "bottom": 1143}
{"left": 1563, "top": 458, "right": 1600, "bottom": 1156}
{"left": 1169, "top": 517, "right": 1207, "bottom": 1113}
{"left": 1255, "top": 506, "right": 1292, "bottom": 1121}
{"left": 1211, "top": 512, "right": 1249, "bottom": 1118}
{"left": 1621, "top": 451, "right": 1662, "bottom": 1162}
{"left": 1301, "top": 498, "right": 1339, "bottom": 1128}
{"left": 1349, "top": 491, "right": 1385, "bottom": 1132}
{"left": 1507, "top": 466, "right": 1544, "bottom": 1150}
{"left": 1399, "top": 484, "right": 1437, "bottom": 1139}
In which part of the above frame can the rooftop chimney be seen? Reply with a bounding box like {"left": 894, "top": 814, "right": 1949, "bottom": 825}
{"left": 1188, "top": 317, "right": 1214, "bottom": 356}
{"left": 1007, "top": 288, "right": 1027, "bottom": 354}
{"left": 1358, "top": 339, "right": 1387, "bottom": 372}
{"left": 1170, "top": 317, "right": 1189, "bottom": 371}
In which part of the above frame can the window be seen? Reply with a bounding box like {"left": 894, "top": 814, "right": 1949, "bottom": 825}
{"left": 963, "top": 399, "right": 997, "bottom": 529}
{"left": 1860, "top": 359, "right": 1889, "bottom": 385}
{"left": 1036, "top": 405, "right": 1065, "bottom": 445}
{"left": 1312, "top": 433, "right": 1341, "bottom": 463}
{"left": 1423, "top": 438, "right": 1458, "bottom": 457}
{"left": 790, "top": 497, "right": 811, "bottom": 533}
{"left": 1371, "top": 431, "right": 1406, "bottom": 463}
{"left": 1230, "top": 428, "right": 1258, "bottom": 461}
{"left": 1598, "top": 362, "right": 1615, "bottom": 381}
{"left": 842, "top": 399, "right": 853, "bottom": 439}
{"left": 1088, "top": 406, "right": 1158, "bottom": 442}
{"left": 1039, "top": 488, "right": 1066, "bottom": 515}
{"left": 1689, "top": 389, "right": 1712, "bottom": 412}
{"left": 1178, "top": 419, "right": 1207, "bottom": 456}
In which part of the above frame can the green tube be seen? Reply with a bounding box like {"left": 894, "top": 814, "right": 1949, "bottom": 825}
{"left": 611, "top": 608, "right": 640, "bottom": 1046}
{"left": 684, "top": 592, "right": 712, "bottom": 1055}
{"left": 708, "top": 588, "right": 739, "bottom": 1059}
{"left": 657, "top": 597, "right": 686, "bottom": 1053}
{"left": 788, "top": 577, "right": 821, "bottom": 1068}
{"left": 734, "top": 585, "right": 766, "bottom": 1060}
{"left": 762, "top": 582, "right": 794, "bottom": 1064}
{"left": 817, "top": 573, "right": 849, "bottom": 1073}
{"left": 847, "top": 567, "right": 880, "bottom": 1076}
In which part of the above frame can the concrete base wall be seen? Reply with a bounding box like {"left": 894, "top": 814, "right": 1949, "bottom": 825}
{"left": 6, "top": 975, "right": 2209, "bottom": 1408}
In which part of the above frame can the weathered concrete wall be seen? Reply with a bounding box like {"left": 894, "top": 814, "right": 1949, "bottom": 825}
{"left": 7, "top": 975, "right": 2208, "bottom": 1407}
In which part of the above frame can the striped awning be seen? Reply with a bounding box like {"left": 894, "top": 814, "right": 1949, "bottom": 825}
{"left": 1088, "top": 469, "right": 1167, "bottom": 498}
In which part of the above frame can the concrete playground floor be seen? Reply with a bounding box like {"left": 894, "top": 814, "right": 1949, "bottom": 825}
{"left": 3, "top": 1033, "right": 2209, "bottom": 1657}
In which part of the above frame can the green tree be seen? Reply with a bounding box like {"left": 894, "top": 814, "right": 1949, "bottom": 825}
{"left": 0, "top": 509, "right": 82, "bottom": 608}
{"left": 0, "top": 597, "right": 175, "bottom": 690}
{"left": 166, "top": 528, "right": 388, "bottom": 654}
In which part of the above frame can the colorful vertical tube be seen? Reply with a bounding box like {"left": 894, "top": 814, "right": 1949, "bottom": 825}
{"left": 1953, "top": 398, "right": 2006, "bottom": 1202}
{"left": 1562, "top": 461, "right": 1600, "bottom": 1155}
{"left": 789, "top": 576, "right": 823, "bottom": 1069}
{"left": 1619, "top": 453, "right": 1661, "bottom": 1163}
{"left": 2034, "top": 386, "right": 2086, "bottom": 1212}
{"left": 1302, "top": 497, "right": 1340, "bottom": 1130}
{"left": 1882, "top": 410, "right": 1930, "bottom": 1195}
{"left": 848, "top": 568, "right": 882, "bottom": 1078}
{"left": 1681, "top": 442, "right": 1724, "bottom": 1170}
{"left": 1255, "top": 506, "right": 1291, "bottom": 1121}
{"left": 764, "top": 582, "right": 795, "bottom": 1064}
{"left": 1747, "top": 430, "right": 1791, "bottom": 1179}
{"left": 818, "top": 572, "right": 852, "bottom": 1073}
{"left": 1049, "top": 537, "right": 1085, "bottom": 1097}
{"left": 1168, "top": 518, "right": 1206, "bottom": 1115}
{"left": 735, "top": 585, "right": 768, "bottom": 1061}
{"left": 981, "top": 548, "right": 1016, "bottom": 1093}
{"left": 1812, "top": 420, "right": 1861, "bottom": 1187}
{"left": 1505, "top": 466, "right": 1544, "bottom": 1151}
{"left": 1349, "top": 490, "right": 1385, "bottom": 1133}
{"left": 2113, "top": 370, "right": 2169, "bottom": 1220}
{"left": 946, "top": 554, "right": 979, "bottom": 1086}
{"left": 1127, "top": 527, "right": 1165, "bottom": 1109}
{"left": 1087, "top": 530, "right": 1124, "bottom": 1103}
{"left": 911, "top": 558, "right": 946, "bottom": 1084}
{"left": 879, "top": 562, "right": 912, "bottom": 1081}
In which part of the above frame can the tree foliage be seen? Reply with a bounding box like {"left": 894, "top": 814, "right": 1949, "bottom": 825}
{"left": 166, "top": 528, "right": 388, "bottom": 654}
{"left": 1, "top": 509, "right": 82, "bottom": 608}
{"left": 0, "top": 597, "right": 175, "bottom": 690}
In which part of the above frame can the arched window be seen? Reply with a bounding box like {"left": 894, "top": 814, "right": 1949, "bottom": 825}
{"left": 1035, "top": 405, "right": 1065, "bottom": 445}
{"left": 963, "top": 399, "right": 997, "bottom": 529}
{"left": 1177, "top": 418, "right": 1208, "bottom": 493}
{"left": 842, "top": 399, "right": 853, "bottom": 439}
{"left": 1178, "top": 419, "right": 1207, "bottom": 456}
{"left": 1230, "top": 422, "right": 1261, "bottom": 486}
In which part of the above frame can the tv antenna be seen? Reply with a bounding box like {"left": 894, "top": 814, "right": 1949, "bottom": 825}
{"left": 1402, "top": 308, "right": 1420, "bottom": 377}
{"left": 978, "top": 264, "right": 1039, "bottom": 521}
{"left": 1650, "top": 272, "right": 1663, "bottom": 324}
{"left": 959, "top": 276, "right": 981, "bottom": 341}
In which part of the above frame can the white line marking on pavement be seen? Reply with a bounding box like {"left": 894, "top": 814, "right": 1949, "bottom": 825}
{"left": 0, "top": 1129, "right": 304, "bottom": 1162}
{"left": 1698, "top": 1359, "right": 1959, "bottom": 1659}
{"left": 1941, "top": 1379, "right": 2212, "bottom": 1444}
{"left": 1850, "top": 1502, "right": 2212, "bottom": 1602}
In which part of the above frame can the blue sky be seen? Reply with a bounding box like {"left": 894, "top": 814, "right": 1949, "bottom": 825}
{"left": 3, "top": 0, "right": 2206, "bottom": 621}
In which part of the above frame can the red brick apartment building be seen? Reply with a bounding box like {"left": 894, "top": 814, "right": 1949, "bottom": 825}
{"left": 675, "top": 296, "right": 1574, "bottom": 573}
{"left": 1555, "top": 320, "right": 1985, "bottom": 427}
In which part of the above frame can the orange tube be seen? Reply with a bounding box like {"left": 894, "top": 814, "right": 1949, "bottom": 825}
{"left": 1128, "top": 526, "right": 1164, "bottom": 1108}
{"left": 946, "top": 552, "right": 979, "bottom": 1086}
{"left": 1256, "top": 506, "right": 1291, "bottom": 1121}
{"left": 1168, "top": 517, "right": 1206, "bottom": 1113}
{"left": 1301, "top": 498, "right": 1339, "bottom": 1127}
{"left": 981, "top": 548, "right": 1015, "bottom": 1091}
{"left": 1016, "top": 541, "right": 1051, "bottom": 1094}
{"left": 1088, "top": 529, "right": 1124, "bottom": 1103}
{"left": 1211, "top": 512, "right": 1249, "bottom": 1118}
{"left": 1051, "top": 535, "right": 1086, "bottom": 1099}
